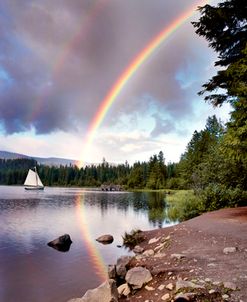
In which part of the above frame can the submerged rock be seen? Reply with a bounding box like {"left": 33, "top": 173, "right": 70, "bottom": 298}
{"left": 47, "top": 234, "right": 72, "bottom": 252}
{"left": 96, "top": 234, "right": 114, "bottom": 244}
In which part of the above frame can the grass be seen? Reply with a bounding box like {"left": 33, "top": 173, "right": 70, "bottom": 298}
{"left": 166, "top": 190, "right": 204, "bottom": 221}
{"left": 122, "top": 229, "right": 145, "bottom": 247}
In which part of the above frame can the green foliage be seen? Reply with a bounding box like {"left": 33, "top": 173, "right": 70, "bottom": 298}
{"left": 166, "top": 190, "right": 204, "bottom": 221}
{"left": 122, "top": 229, "right": 145, "bottom": 247}
{"left": 200, "top": 184, "right": 247, "bottom": 210}
{"left": 192, "top": 0, "right": 247, "bottom": 106}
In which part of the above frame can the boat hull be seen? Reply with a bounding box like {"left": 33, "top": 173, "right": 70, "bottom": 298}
{"left": 24, "top": 186, "right": 44, "bottom": 191}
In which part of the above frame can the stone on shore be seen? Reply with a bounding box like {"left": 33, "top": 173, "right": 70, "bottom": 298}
{"left": 116, "top": 256, "right": 132, "bottom": 278}
{"left": 125, "top": 267, "right": 152, "bottom": 289}
{"left": 68, "top": 279, "right": 118, "bottom": 302}
{"left": 223, "top": 247, "right": 237, "bottom": 254}
{"left": 117, "top": 283, "right": 130, "bottom": 296}
{"left": 96, "top": 234, "right": 114, "bottom": 244}
{"left": 133, "top": 245, "right": 144, "bottom": 254}
{"left": 108, "top": 265, "right": 116, "bottom": 279}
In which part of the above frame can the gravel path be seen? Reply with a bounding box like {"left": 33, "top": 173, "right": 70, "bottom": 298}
{"left": 120, "top": 207, "right": 247, "bottom": 302}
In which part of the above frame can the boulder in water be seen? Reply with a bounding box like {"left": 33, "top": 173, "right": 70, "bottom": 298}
{"left": 48, "top": 234, "right": 72, "bottom": 252}
{"left": 96, "top": 234, "right": 114, "bottom": 244}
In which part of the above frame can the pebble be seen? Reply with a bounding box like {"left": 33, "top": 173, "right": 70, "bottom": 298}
{"left": 154, "top": 252, "right": 166, "bottom": 258}
{"left": 209, "top": 289, "right": 216, "bottom": 294}
{"left": 161, "top": 293, "right": 170, "bottom": 301}
{"left": 166, "top": 283, "right": 174, "bottom": 290}
{"left": 213, "top": 281, "right": 221, "bottom": 286}
{"left": 205, "top": 278, "right": 211, "bottom": 282}
{"left": 207, "top": 263, "right": 217, "bottom": 267}
{"left": 133, "top": 245, "right": 144, "bottom": 254}
{"left": 171, "top": 253, "right": 186, "bottom": 260}
{"left": 143, "top": 249, "right": 155, "bottom": 256}
{"left": 148, "top": 237, "right": 160, "bottom": 244}
{"left": 222, "top": 294, "right": 230, "bottom": 300}
{"left": 145, "top": 285, "right": 155, "bottom": 291}
{"left": 158, "top": 284, "right": 165, "bottom": 291}
{"left": 223, "top": 247, "right": 237, "bottom": 254}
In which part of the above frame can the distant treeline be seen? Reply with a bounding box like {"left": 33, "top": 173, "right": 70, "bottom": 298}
{"left": 0, "top": 152, "right": 177, "bottom": 189}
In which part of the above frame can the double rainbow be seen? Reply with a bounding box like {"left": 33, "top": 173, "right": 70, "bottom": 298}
{"left": 79, "top": 0, "right": 210, "bottom": 166}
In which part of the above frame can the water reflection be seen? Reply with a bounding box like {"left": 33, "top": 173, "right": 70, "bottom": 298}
{"left": 0, "top": 186, "right": 176, "bottom": 302}
{"left": 147, "top": 192, "right": 167, "bottom": 228}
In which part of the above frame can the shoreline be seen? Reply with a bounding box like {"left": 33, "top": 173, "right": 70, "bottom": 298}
{"left": 70, "top": 206, "right": 247, "bottom": 301}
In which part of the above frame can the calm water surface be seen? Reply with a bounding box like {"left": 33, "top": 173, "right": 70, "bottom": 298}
{"left": 0, "top": 186, "right": 175, "bottom": 302}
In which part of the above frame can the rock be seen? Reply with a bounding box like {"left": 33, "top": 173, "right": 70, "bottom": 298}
{"left": 223, "top": 281, "right": 237, "bottom": 290}
{"left": 47, "top": 234, "right": 72, "bottom": 252}
{"left": 166, "top": 283, "right": 174, "bottom": 290}
{"left": 161, "top": 293, "right": 170, "bottom": 301}
{"left": 145, "top": 285, "right": 155, "bottom": 291}
{"left": 133, "top": 245, "right": 144, "bottom": 254}
{"left": 176, "top": 280, "right": 204, "bottom": 291}
{"left": 125, "top": 267, "right": 152, "bottom": 289}
{"left": 68, "top": 279, "right": 118, "bottom": 302}
{"left": 116, "top": 256, "right": 132, "bottom": 278}
{"left": 209, "top": 289, "right": 216, "bottom": 294}
{"left": 148, "top": 237, "right": 160, "bottom": 244}
{"left": 96, "top": 234, "right": 114, "bottom": 244}
{"left": 108, "top": 265, "right": 116, "bottom": 279}
{"left": 171, "top": 253, "right": 186, "bottom": 260}
{"left": 143, "top": 249, "right": 154, "bottom": 257}
{"left": 117, "top": 283, "right": 130, "bottom": 296}
{"left": 223, "top": 247, "right": 237, "bottom": 254}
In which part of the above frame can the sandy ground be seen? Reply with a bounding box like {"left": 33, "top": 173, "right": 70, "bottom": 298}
{"left": 119, "top": 207, "right": 247, "bottom": 302}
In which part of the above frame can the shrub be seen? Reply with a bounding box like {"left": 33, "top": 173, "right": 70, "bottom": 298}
{"left": 122, "top": 229, "right": 145, "bottom": 247}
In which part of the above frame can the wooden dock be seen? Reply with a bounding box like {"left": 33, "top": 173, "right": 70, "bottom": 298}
{"left": 101, "top": 184, "right": 123, "bottom": 191}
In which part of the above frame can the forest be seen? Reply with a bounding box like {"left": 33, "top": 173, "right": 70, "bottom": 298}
{"left": 0, "top": 0, "right": 246, "bottom": 217}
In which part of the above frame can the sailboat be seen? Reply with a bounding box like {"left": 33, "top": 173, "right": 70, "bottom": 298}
{"left": 24, "top": 167, "right": 44, "bottom": 190}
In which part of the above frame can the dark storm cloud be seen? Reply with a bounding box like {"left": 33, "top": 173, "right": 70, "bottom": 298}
{"left": 0, "top": 0, "right": 210, "bottom": 135}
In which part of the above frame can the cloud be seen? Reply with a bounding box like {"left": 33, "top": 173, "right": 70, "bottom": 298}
{"left": 0, "top": 0, "right": 215, "bottom": 136}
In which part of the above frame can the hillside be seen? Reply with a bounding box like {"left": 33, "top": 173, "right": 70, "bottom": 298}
{"left": 0, "top": 150, "right": 79, "bottom": 167}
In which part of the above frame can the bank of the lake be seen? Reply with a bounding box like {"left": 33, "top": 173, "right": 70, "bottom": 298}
{"left": 72, "top": 207, "right": 247, "bottom": 302}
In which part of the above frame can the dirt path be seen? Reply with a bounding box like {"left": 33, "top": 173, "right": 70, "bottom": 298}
{"left": 120, "top": 207, "right": 247, "bottom": 302}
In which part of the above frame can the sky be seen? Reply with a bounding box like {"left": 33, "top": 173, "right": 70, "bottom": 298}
{"left": 0, "top": 0, "right": 231, "bottom": 166}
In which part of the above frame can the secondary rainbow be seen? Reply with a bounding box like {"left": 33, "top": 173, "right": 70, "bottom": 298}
{"left": 79, "top": 0, "right": 210, "bottom": 167}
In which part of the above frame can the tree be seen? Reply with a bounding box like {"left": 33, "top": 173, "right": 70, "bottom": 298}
{"left": 192, "top": 0, "right": 247, "bottom": 106}
{"left": 193, "top": 0, "right": 247, "bottom": 167}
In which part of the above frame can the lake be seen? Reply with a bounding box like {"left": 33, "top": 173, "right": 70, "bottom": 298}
{"left": 0, "top": 186, "right": 175, "bottom": 302}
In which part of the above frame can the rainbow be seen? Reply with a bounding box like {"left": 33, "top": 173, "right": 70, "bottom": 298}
{"left": 79, "top": 0, "right": 210, "bottom": 167}
{"left": 75, "top": 193, "right": 108, "bottom": 280}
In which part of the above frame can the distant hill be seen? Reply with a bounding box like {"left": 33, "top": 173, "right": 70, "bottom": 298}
{"left": 0, "top": 150, "right": 80, "bottom": 167}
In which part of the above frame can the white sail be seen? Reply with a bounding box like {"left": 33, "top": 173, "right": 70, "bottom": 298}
{"left": 24, "top": 168, "right": 44, "bottom": 189}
